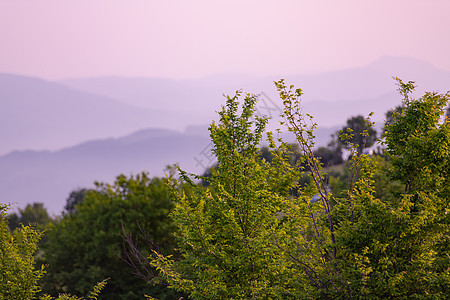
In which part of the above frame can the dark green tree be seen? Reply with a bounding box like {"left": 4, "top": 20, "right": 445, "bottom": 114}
{"left": 41, "top": 173, "right": 183, "bottom": 300}
{"left": 1, "top": 204, "right": 108, "bottom": 300}
{"left": 259, "top": 146, "right": 273, "bottom": 163}
{"left": 6, "top": 211, "right": 20, "bottom": 232}
{"left": 339, "top": 115, "right": 377, "bottom": 154}
{"left": 313, "top": 134, "right": 343, "bottom": 166}
{"left": 64, "top": 188, "right": 90, "bottom": 214}
{"left": 7, "top": 202, "right": 53, "bottom": 232}
{"left": 384, "top": 105, "right": 402, "bottom": 128}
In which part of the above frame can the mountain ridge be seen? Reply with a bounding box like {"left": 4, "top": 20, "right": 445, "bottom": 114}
{"left": 2, "top": 55, "right": 449, "bottom": 214}
{"left": 0, "top": 73, "right": 186, "bottom": 154}
{"left": 3, "top": 55, "right": 449, "bottom": 154}
{"left": 0, "top": 127, "right": 212, "bottom": 214}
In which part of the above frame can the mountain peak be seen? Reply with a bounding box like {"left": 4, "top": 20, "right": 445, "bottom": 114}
{"left": 367, "top": 55, "right": 437, "bottom": 74}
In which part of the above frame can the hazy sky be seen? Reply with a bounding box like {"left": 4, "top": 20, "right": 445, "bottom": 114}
{"left": 1, "top": 0, "right": 450, "bottom": 80}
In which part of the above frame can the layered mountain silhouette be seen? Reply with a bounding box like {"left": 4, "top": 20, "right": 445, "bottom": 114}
{"left": 0, "top": 74, "right": 189, "bottom": 154}
{"left": 59, "top": 56, "right": 450, "bottom": 127}
{"left": 0, "top": 127, "right": 212, "bottom": 214}
{"left": 3, "top": 56, "right": 449, "bottom": 154}
{"left": 1, "top": 55, "right": 449, "bottom": 214}
{"left": 0, "top": 124, "right": 343, "bottom": 214}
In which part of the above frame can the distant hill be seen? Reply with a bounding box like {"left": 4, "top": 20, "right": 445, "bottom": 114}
{"left": 0, "top": 127, "right": 212, "bottom": 214}
{"left": 0, "top": 74, "right": 187, "bottom": 154}
{"left": 0, "top": 124, "right": 346, "bottom": 215}
{"left": 2, "top": 56, "right": 448, "bottom": 155}
{"left": 59, "top": 56, "right": 450, "bottom": 128}
{"left": 2, "top": 55, "right": 449, "bottom": 214}
{"left": 302, "top": 92, "right": 401, "bottom": 128}
{"left": 283, "top": 56, "right": 450, "bottom": 102}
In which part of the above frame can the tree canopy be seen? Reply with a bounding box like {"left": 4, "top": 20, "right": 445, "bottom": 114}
{"left": 2, "top": 77, "right": 448, "bottom": 299}
{"left": 41, "top": 173, "right": 183, "bottom": 300}
{"left": 0, "top": 203, "right": 45, "bottom": 299}
{"left": 338, "top": 115, "right": 377, "bottom": 154}
{"left": 149, "top": 79, "right": 449, "bottom": 299}
{"left": 7, "top": 202, "right": 53, "bottom": 232}
{"left": 0, "top": 204, "right": 107, "bottom": 300}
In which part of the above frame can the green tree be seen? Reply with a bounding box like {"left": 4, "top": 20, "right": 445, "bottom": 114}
{"left": 19, "top": 203, "right": 52, "bottom": 226}
{"left": 384, "top": 105, "right": 402, "bottom": 129}
{"left": 313, "top": 145, "right": 342, "bottom": 166}
{"left": 150, "top": 79, "right": 449, "bottom": 299}
{"left": 1, "top": 204, "right": 107, "bottom": 300}
{"left": 7, "top": 202, "right": 53, "bottom": 232}
{"left": 280, "top": 78, "right": 449, "bottom": 297}
{"left": 64, "top": 188, "right": 90, "bottom": 214}
{"left": 339, "top": 115, "right": 377, "bottom": 154}
{"left": 333, "top": 78, "right": 450, "bottom": 298}
{"left": 151, "top": 91, "right": 308, "bottom": 298}
{"left": 0, "top": 203, "right": 45, "bottom": 299}
{"left": 6, "top": 211, "right": 20, "bottom": 231}
{"left": 150, "top": 88, "right": 342, "bottom": 298}
{"left": 383, "top": 79, "right": 449, "bottom": 193}
{"left": 41, "top": 173, "right": 182, "bottom": 300}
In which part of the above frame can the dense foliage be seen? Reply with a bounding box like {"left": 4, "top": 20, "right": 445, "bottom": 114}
{"left": 41, "top": 173, "right": 183, "bottom": 300}
{"left": 150, "top": 79, "right": 449, "bottom": 299}
{"left": 152, "top": 91, "right": 308, "bottom": 298}
{"left": 0, "top": 203, "right": 45, "bottom": 299}
{"left": 7, "top": 202, "right": 53, "bottom": 232}
{"left": 1, "top": 77, "right": 448, "bottom": 299}
{"left": 0, "top": 204, "right": 107, "bottom": 300}
{"left": 338, "top": 115, "right": 377, "bottom": 154}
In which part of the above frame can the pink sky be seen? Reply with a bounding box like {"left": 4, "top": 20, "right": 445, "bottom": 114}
{"left": 1, "top": 0, "right": 449, "bottom": 80}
